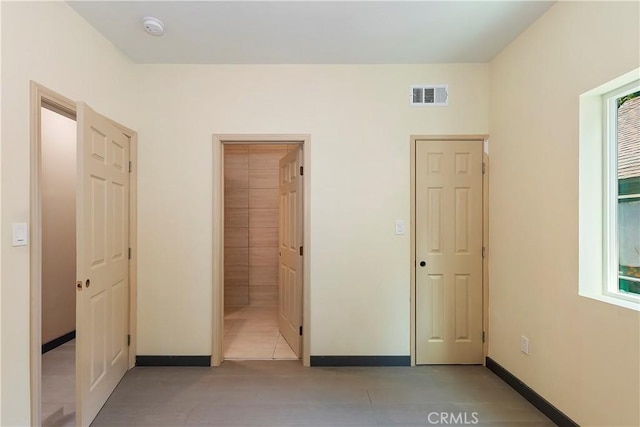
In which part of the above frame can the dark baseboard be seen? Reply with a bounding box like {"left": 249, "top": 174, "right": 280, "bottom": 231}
{"left": 42, "top": 330, "right": 76, "bottom": 354}
{"left": 136, "top": 355, "right": 211, "bottom": 367}
{"left": 486, "top": 357, "right": 578, "bottom": 427}
{"left": 310, "top": 355, "right": 410, "bottom": 367}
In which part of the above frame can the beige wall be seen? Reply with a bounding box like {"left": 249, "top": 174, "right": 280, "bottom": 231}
{"left": 40, "top": 107, "right": 76, "bottom": 344}
{"left": 1, "top": 2, "right": 137, "bottom": 425}
{"left": 14, "top": 2, "right": 640, "bottom": 426}
{"left": 3, "top": 1, "right": 637, "bottom": 426}
{"left": 135, "top": 64, "right": 490, "bottom": 356}
{"left": 488, "top": 2, "right": 640, "bottom": 426}
{"left": 224, "top": 145, "right": 292, "bottom": 307}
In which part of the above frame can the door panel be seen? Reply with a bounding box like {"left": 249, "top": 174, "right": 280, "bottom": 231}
{"left": 76, "top": 103, "right": 130, "bottom": 426}
{"left": 416, "top": 140, "right": 482, "bottom": 364}
{"left": 278, "top": 147, "right": 303, "bottom": 358}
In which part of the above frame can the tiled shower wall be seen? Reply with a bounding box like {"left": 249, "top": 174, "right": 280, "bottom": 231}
{"left": 224, "top": 145, "right": 292, "bottom": 306}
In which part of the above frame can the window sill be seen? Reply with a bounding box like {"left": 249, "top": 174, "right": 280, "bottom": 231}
{"left": 579, "top": 288, "right": 640, "bottom": 312}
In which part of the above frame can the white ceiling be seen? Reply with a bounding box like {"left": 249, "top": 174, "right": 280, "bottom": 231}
{"left": 68, "top": 1, "right": 555, "bottom": 64}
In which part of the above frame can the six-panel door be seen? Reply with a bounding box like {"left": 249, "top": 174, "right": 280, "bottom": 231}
{"left": 416, "top": 140, "right": 483, "bottom": 364}
{"left": 278, "top": 147, "right": 303, "bottom": 357}
{"left": 76, "top": 102, "right": 130, "bottom": 426}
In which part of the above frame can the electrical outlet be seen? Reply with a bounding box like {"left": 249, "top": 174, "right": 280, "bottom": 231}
{"left": 520, "top": 336, "right": 530, "bottom": 355}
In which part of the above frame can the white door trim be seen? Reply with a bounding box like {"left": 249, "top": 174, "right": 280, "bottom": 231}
{"left": 29, "top": 82, "right": 138, "bottom": 426}
{"left": 212, "top": 134, "right": 311, "bottom": 367}
{"left": 410, "top": 134, "right": 489, "bottom": 366}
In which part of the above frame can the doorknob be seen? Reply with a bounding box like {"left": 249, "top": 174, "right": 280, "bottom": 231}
{"left": 85, "top": 279, "right": 91, "bottom": 288}
{"left": 419, "top": 261, "right": 426, "bottom": 267}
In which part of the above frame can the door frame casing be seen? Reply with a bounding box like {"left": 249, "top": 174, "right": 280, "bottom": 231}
{"left": 410, "top": 135, "right": 489, "bottom": 366}
{"left": 29, "top": 82, "right": 138, "bottom": 426}
{"left": 212, "top": 134, "right": 311, "bottom": 367}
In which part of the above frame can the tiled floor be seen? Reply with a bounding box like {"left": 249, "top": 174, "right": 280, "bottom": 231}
{"left": 224, "top": 305, "right": 298, "bottom": 360}
{"left": 42, "top": 340, "right": 76, "bottom": 427}
{"left": 92, "top": 361, "right": 554, "bottom": 426}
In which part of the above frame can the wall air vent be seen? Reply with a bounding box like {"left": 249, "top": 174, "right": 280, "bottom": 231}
{"left": 410, "top": 84, "right": 448, "bottom": 106}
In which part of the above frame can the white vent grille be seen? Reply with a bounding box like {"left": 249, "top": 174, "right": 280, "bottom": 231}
{"left": 410, "top": 84, "right": 448, "bottom": 106}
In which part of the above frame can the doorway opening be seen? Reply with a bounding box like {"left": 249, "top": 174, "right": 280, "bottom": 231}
{"left": 223, "top": 144, "right": 300, "bottom": 360}
{"left": 212, "top": 135, "right": 311, "bottom": 367}
{"left": 30, "top": 83, "right": 138, "bottom": 427}
{"left": 40, "top": 101, "right": 78, "bottom": 427}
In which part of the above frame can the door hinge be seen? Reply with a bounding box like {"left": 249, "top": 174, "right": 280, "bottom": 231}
{"left": 300, "top": 166, "right": 304, "bottom": 176}
{"left": 299, "top": 326, "right": 303, "bottom": 336}
{"left": 482, "top": 331, "right": 485, "bottom": 343}
{"left": 128, "top": 248, "right": 132, "bottom": 260}
{"left": 482, "top": 247, "right": 486, "bottom": 258}
{"left": 127, "top": 334, "right": 131, "bottom": 346}
{"left": 129, "top": 161, "right": 132, "bottom": 173}
{"left": 299, "top": 246, "right": 303, "bottom": 256}
{"left": 482, "top": 162, "right": 486, "bottom": 174}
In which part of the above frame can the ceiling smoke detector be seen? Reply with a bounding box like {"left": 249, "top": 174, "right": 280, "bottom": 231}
{"left": 143, "top": 17, "right": 164, "bottom": 36}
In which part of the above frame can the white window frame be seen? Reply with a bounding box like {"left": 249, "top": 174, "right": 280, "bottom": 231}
{"left": 603, "top": 81, "right": 640, "bottom": 303}
{"left": 579, "top": 69, "right": 640, "bottom": 312}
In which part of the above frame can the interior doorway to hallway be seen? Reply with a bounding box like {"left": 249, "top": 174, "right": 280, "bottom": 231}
{"left": 39, "top": 101, "right": 78, "bottom": 427}
{"left": 30, "top": 83, "right": 138, "bottom": 427}
{"left": 212, "top": 135, "right": 311, "bottom": 367}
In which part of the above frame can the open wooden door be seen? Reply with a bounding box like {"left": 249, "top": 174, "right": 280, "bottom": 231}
{"left": 76, "top": 102, "right": 130, "bottom": 426}
{"left": 415, "top": 140, "right": 483, "bottom": 364}
{"left": 278, "top": 146, "right": 303, "bottom": 358}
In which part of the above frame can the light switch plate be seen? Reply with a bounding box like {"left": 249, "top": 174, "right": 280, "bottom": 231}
{"left": 395, "top": 220, "right": 405, "bottom": 235}
{"left": 12, "top": 223, "right": 28, "bottom": 247}
{"left": 520, "top": 336, "right": 530, "bottom": 355}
